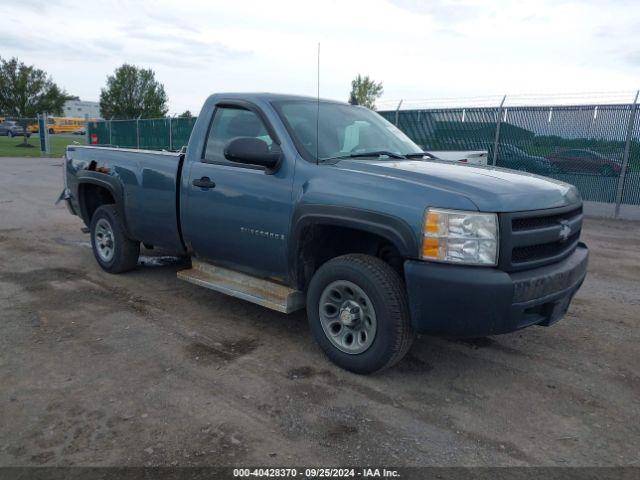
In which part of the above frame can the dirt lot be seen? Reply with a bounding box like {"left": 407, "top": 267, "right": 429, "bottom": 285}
{"left": 0, "top": 156, "right": 638, "bottom": 467}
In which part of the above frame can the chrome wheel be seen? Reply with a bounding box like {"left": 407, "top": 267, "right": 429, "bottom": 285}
{"left": 94, "top": 218, "right": 115, "bottom": 262}
{"left": 318, "top": 280, "right": 377, "bottom": 355}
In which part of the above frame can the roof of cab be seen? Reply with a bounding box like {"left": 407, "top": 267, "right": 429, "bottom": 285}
{"left": 205, "top": 92, "right": 349, "bottom": 105}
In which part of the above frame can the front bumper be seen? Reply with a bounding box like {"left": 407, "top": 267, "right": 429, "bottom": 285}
{"left": 404, "top": 243, "right": 588, "bottom": 337}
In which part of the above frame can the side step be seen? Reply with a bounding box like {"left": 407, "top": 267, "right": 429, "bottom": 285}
{"left": 177, "top": 259, "right": 305, "bottom": 314}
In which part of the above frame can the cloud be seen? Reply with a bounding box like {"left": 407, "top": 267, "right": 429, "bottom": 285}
{"left": 124, "top": 29, "right": 252, "bottom": 62}
{"left": 622, "top": 51, "right": 640, "bottom": 66}
{"left": 7, "top": 0, "right": 59, "bottom": 12}
{"left": 1, "top": 0, "right": 639, "bottom": 114}
{"left": 0, "top": 31, "right": 97, "bottom": 58}
{"left": 144, "top": 11, "right": 201, "bottom": 32}
{"left": 388, "top": 0, "right": 481, "bottom": 23}
{"left": 0, "top": 33, "right": 39, "bottom": 52}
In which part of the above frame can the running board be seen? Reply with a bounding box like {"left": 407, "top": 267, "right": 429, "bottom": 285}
{"left": 177, "top": 259, "right": 305, "bottom": 314}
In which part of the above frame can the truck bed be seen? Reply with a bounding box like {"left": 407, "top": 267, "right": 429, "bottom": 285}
{"left": 66, "top": 145, "right": 185, "bottom": 253}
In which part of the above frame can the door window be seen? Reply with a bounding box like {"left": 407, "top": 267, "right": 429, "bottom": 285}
{"left": 203, "top": 106, "right": 273, "bottom": 164}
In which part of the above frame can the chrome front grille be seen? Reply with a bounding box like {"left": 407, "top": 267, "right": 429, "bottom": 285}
{"left": 499, "top": 205, "right": 583, "bottom": 272}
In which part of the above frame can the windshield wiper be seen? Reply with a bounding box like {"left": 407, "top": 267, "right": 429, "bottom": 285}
{"left": 405, "top": 152, "right": 436, "bottom": 159}
{"left": 321, "top": 150, "right": 406, "bottom": 162}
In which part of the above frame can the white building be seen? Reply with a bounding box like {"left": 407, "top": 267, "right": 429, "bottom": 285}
{"left": 62, "top": 100, "right": 102, "bottom": 119}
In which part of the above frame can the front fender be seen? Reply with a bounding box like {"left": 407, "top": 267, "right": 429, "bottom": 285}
{"left": 288, "top": 204, "right": 419, "bottom": 287}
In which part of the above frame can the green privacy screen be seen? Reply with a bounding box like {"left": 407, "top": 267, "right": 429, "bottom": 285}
{"left": 88, "top": 105, "right": 640, "bottom": 206}
{"left": 379, "top": 104, "right": 640, "bottom": 206}
{"left": 88, "top": 117, "right": 197, "bottom": 151}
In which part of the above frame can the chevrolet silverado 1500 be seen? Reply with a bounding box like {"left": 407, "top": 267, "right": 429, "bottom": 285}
{"left": 60, "top": 93, "right": 588, "bottom": 373}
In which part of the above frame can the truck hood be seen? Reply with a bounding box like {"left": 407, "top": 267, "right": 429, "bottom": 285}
{"left": 335, "top": 159, "right": 581, "bottom": 212}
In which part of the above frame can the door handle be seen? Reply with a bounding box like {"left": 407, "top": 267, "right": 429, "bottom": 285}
{"left": 192, "top": 177, "right": 216, "bottom": 189}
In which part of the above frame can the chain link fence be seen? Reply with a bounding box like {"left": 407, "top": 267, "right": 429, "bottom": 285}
{"left": 378, "top": 98, "right": 640, "bottom": 213}
{"left": 87, "top": 117, "right": 197, "bottom": 151}
{"left": 0, "top": 116, "right": 37, "bottom": 137}
{"left": 86, "top": 95, "right": 640, "bottom": 215}
{"left": 0, "top": 116, "right": 89, "bottom": 156}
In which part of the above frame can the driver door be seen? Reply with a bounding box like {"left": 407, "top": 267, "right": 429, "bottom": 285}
{"left": 182, "top": 104, "right": 295, "bottom": 281}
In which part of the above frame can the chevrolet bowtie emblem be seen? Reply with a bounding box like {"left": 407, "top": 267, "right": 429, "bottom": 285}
{"left": 558, "top": 220, "right": 571, "bottom": 242}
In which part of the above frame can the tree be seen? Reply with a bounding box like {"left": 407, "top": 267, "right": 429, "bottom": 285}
{"left": 348, "top": 74, "right": 384, "bottom": 110}
{"left": 179, "top": 110, "right": 192, "bottom": 118}
{"left": 99, "top": 64, "right": 168, "bottom": 119}
{"left": 0, "top": 56, "right": 74, "bottom": 146}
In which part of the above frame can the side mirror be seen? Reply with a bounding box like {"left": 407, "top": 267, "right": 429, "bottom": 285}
{"left": 224, "top": 137, "right": 281, "bottom": 171}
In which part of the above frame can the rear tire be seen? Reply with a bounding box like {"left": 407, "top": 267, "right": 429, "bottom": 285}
{"left": 306, "top": 254, "right": 415, "bottom": 374}
{"left": 90, "top": 205, "right": 139, "bottom": 273}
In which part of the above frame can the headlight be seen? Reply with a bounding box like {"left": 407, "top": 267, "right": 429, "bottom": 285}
{"left": 422, "top": 208, "right": 498, "bottom": 266}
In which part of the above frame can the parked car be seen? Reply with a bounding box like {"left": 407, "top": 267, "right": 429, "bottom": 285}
{"left": 455, "top": 142, "right": 557, "bottom": 175}
{"left": 546, "top": 148, "right": 622, "bottom": 176}
{"left": 480, "top": 142, "right": 557, "bottom": 175}
{"left": 496, "top": 144, "right": 559, "bottom": 175}
{"left": 59, "top": 93, "right": 588, "bottom": 374}
{"left": 0, "top": 120, "right": 31, "bottom": 138}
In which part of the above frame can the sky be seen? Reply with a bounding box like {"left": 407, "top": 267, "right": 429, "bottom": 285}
{"left": 2, "top": 0, "right": 640, "bottom": 114}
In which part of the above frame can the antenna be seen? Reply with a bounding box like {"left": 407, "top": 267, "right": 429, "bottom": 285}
{"left": 316, "top": 42, "right": 320, "bottom": 165}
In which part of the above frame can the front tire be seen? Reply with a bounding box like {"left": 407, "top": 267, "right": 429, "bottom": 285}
{"left": 307, "top": 254, "right": 415, "bottom": 374}
{"left": 90, "top": 205, "right": 140, "bottom": 273}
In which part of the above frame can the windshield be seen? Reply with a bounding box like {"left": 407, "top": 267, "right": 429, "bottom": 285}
{"left": 272, "top": 100, "right": 423, "bottom": 162}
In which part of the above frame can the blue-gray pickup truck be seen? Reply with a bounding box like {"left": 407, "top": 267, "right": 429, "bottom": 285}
{"left": 60, "top": 93, "right": 588, "bottom": 373}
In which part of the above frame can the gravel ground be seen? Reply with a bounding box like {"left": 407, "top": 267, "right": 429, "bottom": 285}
{"left": 0, "top": 156, "right": 638, "bottom": 467}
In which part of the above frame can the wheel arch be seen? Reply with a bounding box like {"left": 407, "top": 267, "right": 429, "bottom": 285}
{"left": 288, "top": 205, "right": 419, "bottom": 290}
{"left": 76, "top": 172, "right": 131, "bottom": 236}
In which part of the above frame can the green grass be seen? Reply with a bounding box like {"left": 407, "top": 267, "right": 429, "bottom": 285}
{"left": 0, "top": 135, "right": 84, "bottom": 157}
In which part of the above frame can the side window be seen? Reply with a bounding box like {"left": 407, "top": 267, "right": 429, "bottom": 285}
{"left": 203, "top": 106, "right": 273, "bottom": 163}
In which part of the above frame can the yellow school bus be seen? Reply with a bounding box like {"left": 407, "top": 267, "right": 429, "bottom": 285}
{"left": 29, "top": 117, "right": 92, "bottom": 134}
